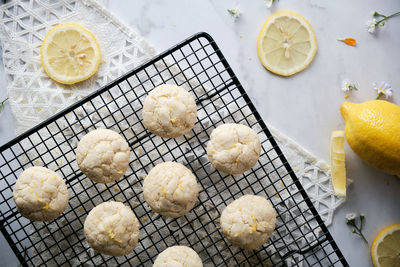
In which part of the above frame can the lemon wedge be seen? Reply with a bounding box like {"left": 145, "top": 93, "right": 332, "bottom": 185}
{"left": 330, "top": 131, "right": 346, "bottom": 197}
{"left": 40, "top": 24, "right": 101, "bottom": 84}
{"left": 257, "top": 10, "right": 317, "bottom": 76}
{"left": 371, "top": 224, "right": 400, "bottom": 267}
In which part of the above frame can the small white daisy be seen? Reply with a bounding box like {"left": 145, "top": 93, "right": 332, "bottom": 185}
{"left": 341, "top": 80, "right": 358, "bottom": 92}
{"left": 345, "top": 213, "right": 357, "bottom": 221}
{"left": 373, "top": 81, "right": 393, "bottom": 99}
{"left": 366, "top": 19, "right": 377, "bottom": 33}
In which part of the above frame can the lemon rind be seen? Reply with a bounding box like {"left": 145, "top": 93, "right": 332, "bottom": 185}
{"left": 330, "top": 131, "right": 346, "bottom": 197}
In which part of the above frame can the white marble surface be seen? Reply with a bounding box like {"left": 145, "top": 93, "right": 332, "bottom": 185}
{"left": 1, "top": 0, "right": 400, "bottom": 266}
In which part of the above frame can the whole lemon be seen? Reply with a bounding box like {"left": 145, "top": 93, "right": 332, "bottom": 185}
{"left": 340, "top": 100, "right": 400, "bottom": 177}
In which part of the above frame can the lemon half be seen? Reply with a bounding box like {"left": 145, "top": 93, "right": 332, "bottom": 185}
{"left": 40, "top": 24, "right": 101, "bottom": 84}
{"left": 257, "top": 11, "right": 317, "bottom": 76}
{"left": 330, "top": 131, "right": 346, "bottom": 197}
{"left": 371, "top": 224, "right": 400, "bottom": 267}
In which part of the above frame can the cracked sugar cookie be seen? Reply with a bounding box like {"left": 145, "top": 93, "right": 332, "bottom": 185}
{"left": 143, "top": 162, "right": 199, "bottom": 218}
{"left": 153, "top": 245, "right": 203, "bottom": 267}
{"left": 142, "top": 84, "right": 197, "bottom": 138}
{"left": 76, "top": 129, "right": 130, "bottom": 183}
{"left": 220, "top": 195, "right": 276, "bottom": 250}
{"left": 207, "top": 123, "right": 261, "bottom": 175}
{"left": 84, "top": 201, "right": 139, "bottom": 256}
{"left": 12, "top": 166, "right": 69, "bottom": 221}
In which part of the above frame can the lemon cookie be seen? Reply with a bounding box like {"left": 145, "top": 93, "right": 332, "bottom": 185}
{"left": 220, "top": 195, "right": 276, "bottom": 250}
{"left": 12, "top": 166, "right": 69, "bottom": 221}
{"left": 207, "top": 123, "right": 261, "bottom": 175}
{"left": 153, "top": 245, "right": 203, "bottom": 267}
{"left": 143, "top": 162, "right": 199, "bottom": 218}
{"left": 84, "top": 201, "right": 139, "bottom": 256}
{"left": 142, "top": 84, "right": 197, "bottom": 138}
{"left": 76, "top": 129, "right": 130, "bottom": 183}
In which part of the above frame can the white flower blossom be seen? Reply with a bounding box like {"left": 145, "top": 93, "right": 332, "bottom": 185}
{"left": 373, "top": 81, "right": 393, "bottom": 99}
{"left": 366, "top": 19, "right": 377, "bottom": 33}
{"left": 227, "top": 7, "right": 241, "bottom": 19}
{"left": 265, "top": 0, "right": 274, "bottom": 8}
{"left": 341, "top": 80, "right": 357, "bottom": 92}
{"left": 346, "top": 213, "right": 357, "bottom": 221}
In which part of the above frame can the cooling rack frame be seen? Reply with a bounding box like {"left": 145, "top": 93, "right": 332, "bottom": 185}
{"left": 0, "top": 32, "right": 348, "bottom": 266}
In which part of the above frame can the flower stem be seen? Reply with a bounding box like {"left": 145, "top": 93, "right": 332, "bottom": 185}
{"left": 376, "top": 92, "right": 383, "bottom": 99}
{"left": 376, "top": 11, "right": 400, "bottom": 24}
{"left": 374, "top": 12, "right": 385, "bottom": 17}
{"left": 361, "top": 234, "right": 368, "bottom": 243}
{"left": 360, "top": 215, "right": 365, "bottom": 231}
{"left": 346, "top": 215, "right": 368, "bottom": 244}
{"left": 0, "top": 98, "right": 8, "bottom": 104}
{"left": 0, "top": 97, "right": 8, "bottom": 113}
{"left": 357, "top": 230, "right": 369, "bottom": 244}
{"left": 352, "top": 225, "right": 368, "bottom": 244}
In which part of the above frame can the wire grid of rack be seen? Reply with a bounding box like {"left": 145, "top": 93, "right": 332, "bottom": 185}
{"left": 0, "top": 32, "right": 348, "bottom": 266}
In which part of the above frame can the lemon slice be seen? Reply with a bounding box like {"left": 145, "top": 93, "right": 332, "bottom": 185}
{"left": 330, "top": 131, "right": 346, "bottom": 197}
{"left": 40, "top": 24, "right": 101, "bottom": 84}
{"left": 257, "top": 10, "right": 317, "bottom": 76}
{"left": 371, "top": 224, "right": 400, "bottom": 267}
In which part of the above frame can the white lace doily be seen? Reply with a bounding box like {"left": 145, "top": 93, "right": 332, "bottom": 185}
{"left": 0, "top": 0, "right": 345, "bottom": 265}
{"left": 0, "top": 0, "right": 156, "bottom": 134}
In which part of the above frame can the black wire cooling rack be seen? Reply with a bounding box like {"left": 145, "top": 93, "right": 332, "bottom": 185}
{"left": 0, "top": 32, "right": 348, "bottom": 266}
